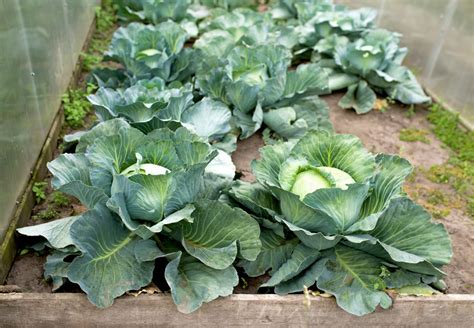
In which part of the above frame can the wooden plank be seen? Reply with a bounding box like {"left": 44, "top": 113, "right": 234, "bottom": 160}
{"left": 0, "top": 293, "right": 472, "bottom": 327}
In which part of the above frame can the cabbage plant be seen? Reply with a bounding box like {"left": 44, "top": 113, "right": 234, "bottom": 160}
{"left": 196, "top": 44, "right": 330, "bottom": 138}
{"left": 318, "top": 29, "right": 430, "bottom": 113}
{"left": 115, "top": 0, "right": 202, "bottom": 33}
{"left": 105, "top": 22, "right": 196, "bottom": 83}
{"left": 80, "top": 77, "right": 235, "bottom": 151}
{"left": 115, "top": 0, "right": 259, "bottom": 29}
{"left": 269, "top": 1, "right": 429, "bottom": 113}
{"left": 18, "top": 123, "right": 261, "bottom": 313}
{"left": 229, "top": 130, "right": 452, "bottom": 316}
{"left": 195, "top": 8, "right": 299, "bottom": 56}
{"left": 270, "top": 0, "right": 376, "bottom": 33}
{"left": 199, "top": 0, "right": 258, "bottom": 10}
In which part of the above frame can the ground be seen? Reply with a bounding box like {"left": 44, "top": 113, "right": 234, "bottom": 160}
{"left": 6, "top": 93, "right": 474, "bottom": 295}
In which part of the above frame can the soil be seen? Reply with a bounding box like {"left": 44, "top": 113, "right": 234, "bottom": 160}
{"left": 4, "top": 93, "right": 473, "bottom": 296}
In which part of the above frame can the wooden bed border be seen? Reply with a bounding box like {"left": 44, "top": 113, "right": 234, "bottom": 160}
{"left": 0, "top": 293, "right": 473, "bottom": 327}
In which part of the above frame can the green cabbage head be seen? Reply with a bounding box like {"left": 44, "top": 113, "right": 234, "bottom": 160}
{"left": 230, "top": 130, "right": 452, "bottom": 316}
{"left": 18, "top": 122, "right": 261, "bottom": 313}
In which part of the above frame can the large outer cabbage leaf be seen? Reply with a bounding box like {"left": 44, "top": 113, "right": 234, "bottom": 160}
{"left": 67, "top": 206, "right": 159, "bottom": 308}
{"left": 230, "top": 130, "right": 452, "bottom": 316}
{"left": 165, "top": 252, "right": 239, "bottom": 313}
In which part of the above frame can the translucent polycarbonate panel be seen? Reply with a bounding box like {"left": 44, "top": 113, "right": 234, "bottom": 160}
{"left": 336, "top": 0, "right": 474, "bottom": 127}
{"left": 0, "top": 0, "right": 96, "bottom": 239}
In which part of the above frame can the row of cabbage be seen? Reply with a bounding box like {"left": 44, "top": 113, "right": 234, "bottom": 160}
{"left": 17, "top": 0, "right": 451, "bottom": 317}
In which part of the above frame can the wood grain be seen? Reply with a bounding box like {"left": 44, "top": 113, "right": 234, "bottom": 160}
{"left": 0, "top": 293, "right": 473, "bottom": 327}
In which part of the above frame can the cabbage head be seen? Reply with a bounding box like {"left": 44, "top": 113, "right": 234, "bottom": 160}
{"left": 230, "top": 130, "right": 452, "bottom": 316}
{"left": 18, "top": 123, "right": 261, "bottom": 313}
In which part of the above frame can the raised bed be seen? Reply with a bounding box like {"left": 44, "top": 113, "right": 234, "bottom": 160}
{"left": 1, "top": 1, "right": 473, "bottom": 326}
{"left": 2, "top": 94, "right": 473, "bottom": 327}
{"left": 1, "top": 294, "right": 473, "bottom": 327}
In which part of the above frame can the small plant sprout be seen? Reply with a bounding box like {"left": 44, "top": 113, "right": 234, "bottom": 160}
{"left": 32, "top": 182, "right": 48, "bottom": 204}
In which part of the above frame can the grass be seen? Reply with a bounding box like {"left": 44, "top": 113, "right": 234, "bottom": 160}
{"left": 399, "top": 128, "right": 431, "bottom": 143}
{"left": 427, "top": 104, "right": 474, "bottom": 162}
{"left": 425, "top": 103, "right": 474, "bottom": 217}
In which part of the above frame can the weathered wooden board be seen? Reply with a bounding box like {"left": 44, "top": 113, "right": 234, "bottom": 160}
{"left": 0, "top": 293, "right": 473, "bottom": 327}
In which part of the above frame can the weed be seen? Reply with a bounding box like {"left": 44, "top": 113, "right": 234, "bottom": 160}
{"left": 62, "top": 83, "right": 95, "bottom": 128}
{"left": 468, "top": 201, "right": 474, "bottom": 217}
{"left": 405, "top": 105, "right": 416, "bottom": 118}
{"left": 405, "top": 168, "right": 418, "bottom": 183}
{"left": 32, "top": 182, "right": 48, "bottom": 204}
{"left": 80, "top": 51, "right": 102, "bottom": 72}
{"left": 262, "top": 128, "right": 280, "bottom": 145}
{"left": 19, "top": 249, "right": 30, "bottom": 256}
{"left": 95, "top": 1, "right": 116, "bottom": 34}
{"left": 35, "top": 208, "right": 59, "bottom": 221}
{"left": 399, "top": 128, "right": 430, "bottom": 144}
{"left": 373, "top": 98, "right": 393, "bottom": 112}
{"left": 426, "top": 190, "right": 450, "bottom": 207}
{"left": 403, "top": 183, "right": 463, "bottom": 220}
{"left": 52, "top": 191, "right": 70, "bottom": 207}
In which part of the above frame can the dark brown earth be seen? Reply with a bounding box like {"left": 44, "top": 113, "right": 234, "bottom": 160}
{"left": 5, "top": 93, "right": 473, "bottom": 295}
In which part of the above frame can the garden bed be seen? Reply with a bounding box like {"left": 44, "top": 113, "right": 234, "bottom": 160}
{"left": 1, "top": 1, "right": 474, "bottom": 325}
{"left": 4, "top": 94, "right": 473, "bottom": 294}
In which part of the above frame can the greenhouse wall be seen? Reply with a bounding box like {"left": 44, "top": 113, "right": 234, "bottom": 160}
{"left": 0, "top": 0, "right": 96, "bottom": 240}
{"left": 337, "top": 0, "right": 474, "bottom": 128}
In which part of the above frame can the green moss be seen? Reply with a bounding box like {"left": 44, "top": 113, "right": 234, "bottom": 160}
{"left": 399, "top": 128, "right": 430, "bottom": 144}
{"left": 427, "top": 103, "right": 474, "bottom": 162}
{"left": 424, "top": 103, "right": 474, "bottom": 219}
